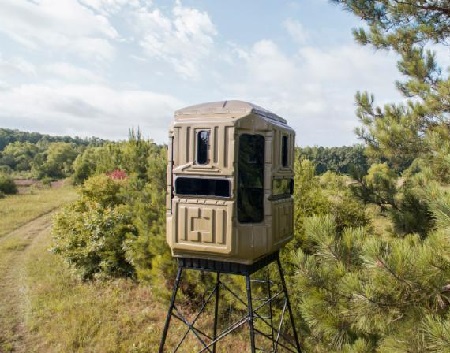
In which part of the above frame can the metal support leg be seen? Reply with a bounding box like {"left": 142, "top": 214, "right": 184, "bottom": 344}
{"left": 266, "top": 267, "right": 276, "bottom": 352}
{"left": 159, "top": 253, "right": 302, "bottom": 352}
{"left": 277, "top": 257, "right": 302, "bottom": 353}
{"left": 246, "top": 274, "right": 256, "bottom": 353}
{"left": 159, "top": 266, "right": 183, "bottom": 353}
{"left": 213, "top": 272, "right": 220, "bottom": 353}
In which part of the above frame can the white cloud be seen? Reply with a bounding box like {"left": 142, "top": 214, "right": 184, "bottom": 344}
{"left": 283, "top": 18, "right": 309, "bottom": 44}
{"left": 133, "top": 1, "right": 217, "bottom": 79}
{"left": 43, "top": 62, "right": 104, "bottom": 83}
{"left": 0, "top": 83, "right": 183, "bottom": 141}
{"left": 0, "top": 0, "right": 118, "bottom": 61}
{"left": 78, "top": 0, "right": 144, "bottom": 16}
{"left": 296, "top": 45, "right": 398, "bottom": 85}
{"left": 0, "top": 55, "right": 36, "bottom": 77}
{"left": 219, "top": 39, "right": 402, "bottom": 146}
{"left": 70, "top": 37, "right": 116, "bottom": 62}
{"left": 246, "top": 40, "right": 298, "bottom": 87}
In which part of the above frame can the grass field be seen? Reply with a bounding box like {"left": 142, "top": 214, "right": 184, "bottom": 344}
{"left": 0, "top": 184, "right": 251, "bottom": 353}
{"left": 0, "top": 183, "right": 77, "bottom": 239}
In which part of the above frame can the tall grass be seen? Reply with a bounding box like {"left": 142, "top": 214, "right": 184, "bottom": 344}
{"left": 23, "top": 232, "right": 249, "bottom": 352}
{"left": 24, "top": 238, "right": 165, "bottom": 353}
{"left": 0, "top": 184, "right": 78, "bottom": 353}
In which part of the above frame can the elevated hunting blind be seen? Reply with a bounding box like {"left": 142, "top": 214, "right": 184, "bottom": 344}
{"left": 161, "top": 101, "right": 302, "bottom": 353}
{"left": 166, "top": 100, "right": 295, "bottom": 264}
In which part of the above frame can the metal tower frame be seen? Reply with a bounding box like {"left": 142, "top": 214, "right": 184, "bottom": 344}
{"left": 159, "top": 251, "right": 302, "bottom": 353}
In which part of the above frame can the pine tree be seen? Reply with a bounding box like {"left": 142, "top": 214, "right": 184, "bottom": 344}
{"left": 293, "top": 182, "right": 450, "bottom": 352}
{"left": 331, "top": 0, "right": 450, "bottom": 173}
{"left": 288, "top": 2, "right": 450, "bottom": 351}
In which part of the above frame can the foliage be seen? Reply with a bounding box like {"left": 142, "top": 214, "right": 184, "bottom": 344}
{"left": 0, "top": 141, "right": 39, "bottom": 171}
{"left": 290, "top": 158, "right": 369, "bottom": 251}
{"left": 32, "top": 142, "right": 79, "bottom": 179}
{"left": 413, "top": 125, "right": 450, "bottom": 185}
{"left": 71, "top": 128, "right": 160, "bottom": 185}
{"left": 282, "top": 157, "right": 369, "bottom": 296}
{"left": 52, "top": 132, "right": 170, "bottom": 284}
{"left": 391, "top": 184, "right": 435, "bottom": 238}
{"left": 297, "top": 144, "right": 369, "bottom": 175}
{"left": 363, "top": 163, "right": 397, "bottom": 208}
{"left": 52, "top": 175, "right": 137, "bottom": 280}
{"left": 0, "top": 128, "right": 105, "bottom": 151}
{"left": 0, "top": 128, "right": 106, "bottom": 180}
{"left": 0, "top": 173, "right": 17, "bottom": 195}
{"left": 123, "top": 173, "right": 170, "bottom": 285}
{"left": 71, "top": 147, "right": 102, "bottom": 185}
{"left": 328, "top": 0, "right": 448, "bottom": 238}
{"left": 293, "top": 178, "right": 450, "bottom": 352}
{"left": 292, "top": 1, "right": 450, "bottom": 351}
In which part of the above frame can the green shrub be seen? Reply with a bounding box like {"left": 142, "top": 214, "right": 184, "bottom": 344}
{"left": 52, "top": 174, "right": 137, "bottom": 280}
{"left": 391, "top": 188, "right": 435, "bottom": 238}
{"left": 0, "top": 173, "right": 17, "bottom": 195}
{"left": 41, "top": 176, "right": 53, "bottom": 187}
{"left": 0, "top": 165, "right": 12, "bottom": 174}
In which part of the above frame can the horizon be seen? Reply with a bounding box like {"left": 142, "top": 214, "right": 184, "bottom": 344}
{"left": 0, "top": 125, "right": 366, "bottom": 148}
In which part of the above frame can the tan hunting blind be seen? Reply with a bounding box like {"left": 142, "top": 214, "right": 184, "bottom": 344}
{"left": 166, "top": 100, "right": 295, "bottom": 265}
{"left": 161, "top": 100, "right": 302, "bottom": 352}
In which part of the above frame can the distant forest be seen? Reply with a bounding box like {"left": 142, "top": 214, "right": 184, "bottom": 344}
{"left": 0, "top": 128, "right": 106, "bottom": 150}
{"left": 297, "top": 145, "right": 369, "bottom": 175}
{"left": 0, "top": 128, "right": 107, "bottom": 184}
{"left": 0, "top": 127, "right": 366, "bottom": 181}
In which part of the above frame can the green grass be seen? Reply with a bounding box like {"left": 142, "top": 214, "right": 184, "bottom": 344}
{"left": 24, "top": 247, "right": 164, "bottom": 353}
{"left": 23, "top": 235, "right": 249, "bottom": 352}
{"left": 0, "top": 184, "right": 78, "bottom": 353}
{"left": 0, "top": 183, "right": 77, "bottom": 238}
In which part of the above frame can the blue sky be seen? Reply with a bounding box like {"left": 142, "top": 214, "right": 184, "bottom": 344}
{"left": 0, "top": 0, "right": 404, "bottom": 146}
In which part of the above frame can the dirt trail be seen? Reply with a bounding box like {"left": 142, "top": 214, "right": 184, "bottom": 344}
{"left": 0, "top": 212, "right": 54, "bottom": 353}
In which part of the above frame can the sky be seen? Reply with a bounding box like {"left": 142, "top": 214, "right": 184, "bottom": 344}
{"left": 0, "top": 0, "right": 405, "bottom": 146}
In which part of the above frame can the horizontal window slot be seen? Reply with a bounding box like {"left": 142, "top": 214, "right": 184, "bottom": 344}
{"left": 175, "top": 177, "right": 231, "bottom": 197}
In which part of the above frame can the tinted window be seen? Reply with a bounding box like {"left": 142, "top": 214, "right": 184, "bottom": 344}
{"left": 175, "top": 177, "right": 230, "bottom": 197}
{"left": 282, "top": 135, "right": 288, "bottom": 167}
{"left": 197, "top": 130, "right": 209, "bottom": 165}
{"left": 238, "top": 134, "right": 265, "bottom": 223}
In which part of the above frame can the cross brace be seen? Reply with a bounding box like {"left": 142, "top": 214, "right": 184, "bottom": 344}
{"left": 158, "top": 251, "right": 302, "bottom": 353}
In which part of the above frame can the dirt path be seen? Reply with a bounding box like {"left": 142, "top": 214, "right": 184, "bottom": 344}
{"left": 0, "top": 212, "right": 54, "bottom": 353}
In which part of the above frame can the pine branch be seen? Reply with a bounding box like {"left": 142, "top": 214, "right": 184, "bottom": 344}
{"left": 393, "top": 0, "right": 450, "bottom": 17}
{"left": 376, "top": 257, "right": 414, "bottom": 289}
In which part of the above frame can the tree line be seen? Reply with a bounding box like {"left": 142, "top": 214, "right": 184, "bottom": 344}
{"left": 0, "top": 128, "right": 105, "bottom": 150}
{"left": 297, "top": 145, "right": 369, "bottom": 175}
{"left": 0, "top": 127, "right": 365, "bottom": 196}
{"left": 0, "top": 129, "right": 106, "bottom": 180}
